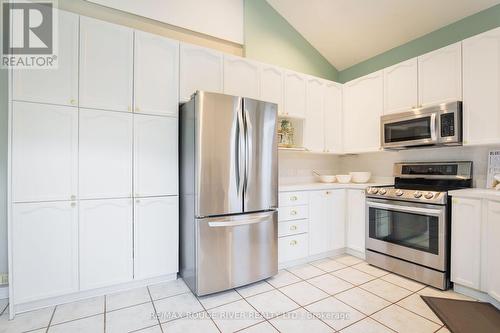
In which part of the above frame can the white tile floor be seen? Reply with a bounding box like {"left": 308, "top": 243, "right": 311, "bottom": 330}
{"left": 0, "top": 255, "right": 475, "bottom": 333}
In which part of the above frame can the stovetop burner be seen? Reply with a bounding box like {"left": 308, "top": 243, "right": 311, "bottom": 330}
{"left": 366, "top": 161, "right": 473, "bottom": 205}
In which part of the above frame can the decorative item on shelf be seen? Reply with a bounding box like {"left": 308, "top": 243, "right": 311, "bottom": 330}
{"left": 278, "top": 118, "right": 295, "bottom": 148}
{"left": 487, "top": 150, "right": 500, "bottom": 189}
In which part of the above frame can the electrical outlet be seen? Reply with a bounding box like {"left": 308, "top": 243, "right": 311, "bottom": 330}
{"left": 0, "top": 273, "right": 8, "bottom": 285}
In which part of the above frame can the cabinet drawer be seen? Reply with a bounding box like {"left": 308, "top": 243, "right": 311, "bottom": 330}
{"left": 279, "top": 191, "right": 308, "bottom": 207}
{"left": 278, "top": 233, "right": 308, "bottom": 263}
{"left": 278, "top": 219, "right": 308, "bottom": 237}
{"left": 279, "top": 205, "right": 308, "bottom": 221}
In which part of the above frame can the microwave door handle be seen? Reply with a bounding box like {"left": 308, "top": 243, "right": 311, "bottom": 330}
{"left": 430, "top": 113, "right": 437, "bottom": 142}
{"left": 367, "top": 201, "right": 443, "bottom": 216}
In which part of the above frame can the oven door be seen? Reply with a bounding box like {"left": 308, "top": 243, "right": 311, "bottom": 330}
{"left": 366, "top": 198, "right": 446, "bottom": 271}
{"left": 381, "top": 113, "right": 437, "bottom": 148}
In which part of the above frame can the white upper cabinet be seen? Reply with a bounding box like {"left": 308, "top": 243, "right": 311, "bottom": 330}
{"left": 12, "top": 102, "right": 77, "bottom": 203}
{"left": 284, "top": 71, "right": 307, "bottom": 118}
{"left": 79, "top": 199, "right": 133, "bottom": 290}
{"left": 134, "top": 31, "right": 179, "bottom": 116}
{"left": 304, "top": 77, "right": 325, "bottom": 152}
{"left": 79, "top": 16, "right": 133, "bottom": 112}
{"left": 260, "top": 65, "right": 284, "bottom": 114}
{"left": 343, "top": 71, "right": 383, "bottom": 153}
{"left": 463, "top": 27, "right": 500, "bottom": 146}
{"left": 134, "top": 196, "right": 179, "bottom": 279}
{"left": 79, "top": 109, "right": 133, "bottom": 200}
{"left": 12, "top": 201, "right": 78, "bottom": 303}
{"left": 223, "top": 55, "right": 260, "bottom": 99}
{"left": 346, "top": 189, "right": 366, "bottom": 254}
{"left": 451, "top": 197, "right": 482, "bottom": 290}
{"left": 486, "top": 200, "right": 500, "bottom": 302}
{"left": 418, "top": 42, "right": 462, "bottom": 107}
{"left": 179, "top": 44, "right": 223, "bottom": 102}
{"left": 324, "top": 82, "right": 343, "bottom": 153}
{"left": 13, "top": 10, "right": 78, "bottom": 106}
{"left": 383, "top": 58, "right": 418, "bottom": 114}
{"left": 134, "top": 114, "right": 178, "bottom": 197}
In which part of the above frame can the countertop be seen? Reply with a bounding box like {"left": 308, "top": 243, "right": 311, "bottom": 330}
{"left": 449, "top": 188, "right": 500, "bottom": 201}
{"left": 279, "top": 181, "right": 393, "bottom": 192}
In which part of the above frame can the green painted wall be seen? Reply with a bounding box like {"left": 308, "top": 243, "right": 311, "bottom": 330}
{"left": 338, "top": 4, "right": 500, "bottom": 83}
{"left": 244, "top": 0, "right": 338, "bottom": 81}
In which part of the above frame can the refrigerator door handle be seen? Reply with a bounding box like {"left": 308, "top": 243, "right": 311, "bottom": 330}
{"left": 207, "top": 211, "right": 274, "bottom": 228}
{"left": 243, "top": 106, "right": 251, "bottom": 197}
{"left": 237, "top": 105, "right": 246, "bottom": 198}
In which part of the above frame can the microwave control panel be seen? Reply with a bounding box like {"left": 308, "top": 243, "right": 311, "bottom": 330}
{"left": 440, "top": 113, "right": 455, "bottom": 137}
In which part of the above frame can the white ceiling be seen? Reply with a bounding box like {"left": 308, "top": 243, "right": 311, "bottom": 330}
{"left": 266, "top": 0, "right": 500, "bottom": 70}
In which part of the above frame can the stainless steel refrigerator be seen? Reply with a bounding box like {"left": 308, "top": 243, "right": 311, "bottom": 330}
{"left": 179, "top": 91, "right": 278, "bottom": 296}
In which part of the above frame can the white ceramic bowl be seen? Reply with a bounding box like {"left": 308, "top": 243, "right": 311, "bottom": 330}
{"left": 349, "top": 172, "right": 372, "bottom": 183}
{"left": 317, "top": 175, "right": 337, "bottom": 183}
{"left": 336, "top": 174, "right": 352, "bottom": 183}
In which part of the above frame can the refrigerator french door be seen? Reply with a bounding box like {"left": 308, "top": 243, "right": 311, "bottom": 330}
{"left": 180, "top": 91, "right": 278, "bottom": 296}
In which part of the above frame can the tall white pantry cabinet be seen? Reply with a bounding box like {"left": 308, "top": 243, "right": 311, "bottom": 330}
{"left": 8, "top": 11, "right": 179, "bottom": 314}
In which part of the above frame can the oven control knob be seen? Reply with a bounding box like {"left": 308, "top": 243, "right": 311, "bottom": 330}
{"left": 395, "top": 189, "right": 404, "bottom": 196}
{"left": 368, "top": 187, "right": 379, "bottom": 194}
{"left": 424, "top": 192, "right": 435, "bottom": 199}
{"left": 414, "top": 191, "right": 423, "bottom": 198}
{"left": 378, "top": 188, "right": 387, "bottom": 195}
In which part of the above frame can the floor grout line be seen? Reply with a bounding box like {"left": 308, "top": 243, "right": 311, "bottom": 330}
{"left": 44, "top": 306, "right": 56, "bottom": 333}
{"left": 146, "top": 286, "right": 163, "bottom": 333}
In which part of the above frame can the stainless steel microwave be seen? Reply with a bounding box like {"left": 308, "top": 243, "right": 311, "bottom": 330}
{"left": 381, "top": 101, "right": 462, "bottom": 149}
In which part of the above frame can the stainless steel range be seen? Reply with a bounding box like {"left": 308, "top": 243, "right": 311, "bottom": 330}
{"left": 365, "top": 161, "right": 473, "bottom": 290}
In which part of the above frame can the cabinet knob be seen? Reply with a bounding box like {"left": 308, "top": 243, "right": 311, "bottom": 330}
{"left": 71, "top": 202, "right": 76, "bottom": 208}
{"left": 290, "top": 196, "right": 298, "bottom": 201}
{"left": 290, "top": 225, "right": 297, "bottom": 231}
{"left": 290, "top": 240, "right": 298, "bottom": 246}
{"left": 326, "top": 191, "right": 331, "bottom": 195}
{"left": 290, "top": 210, "right": 297, "bottom": 215}
{"left": 70, "top": 195, "right": 76, "bottom": 200}
{"left": 136, "top": 199, "right": 141, "bottom": 204}
{"left": 70, "top": 99, "right": 76, "bottom": 105}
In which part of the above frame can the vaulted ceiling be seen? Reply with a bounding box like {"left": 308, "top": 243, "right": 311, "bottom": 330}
{"left": 266, "top": 0, "right": 500, "bottom": 70}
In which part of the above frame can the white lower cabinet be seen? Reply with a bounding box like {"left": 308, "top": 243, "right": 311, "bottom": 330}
{"left": 278, "top": 234, "right": 309, "bottom": 263}
{"left": 486, "top": 200, "right": 500, "bottom": 302}
{"left": 346, "top": 189, "right": 366, "bottom": 254}
{"left": 79, "top": 199, "right": 133, "bottom": 290}
{"left": 12, "top": 202, "right": 78, "bottom": 303}
{"left": 134, "top": 196, "right": 179, "bottom": 279}
{"left": 134, "top": 114, "right": 178, "bottom": 197}
{"left": 451, "top": 197, "right": 482, "bottom": 289}
{"left": 309, "top": 190, "right": 345, "bottom": 256}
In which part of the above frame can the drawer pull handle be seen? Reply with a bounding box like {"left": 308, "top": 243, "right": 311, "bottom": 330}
{"left": 290, "top": 225, "right": 297, "bottom": 231}
{"left": 290, "top": 240, "right": 298, "bottom": 246}
{"left": 290, "top": 210, "right": 297, "bottom": 215}
{"left": 290, "top": 196, "right": 298, "bottom": 201}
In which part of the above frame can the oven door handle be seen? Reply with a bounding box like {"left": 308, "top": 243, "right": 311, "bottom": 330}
{"left": 367, "top": 201, "right": 444, "bottom": 216}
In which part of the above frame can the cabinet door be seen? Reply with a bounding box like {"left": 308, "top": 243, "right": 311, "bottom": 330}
{"left": 134, "top": 31, "right": 179, "bottom": 116}
{"left": 343, "top": 71, "right": 383, "bottom": 153}
{"left": 450, "top": 197, "right": 482, "bottom": 289}
{"left": 134, "top": 196, "right": 179, "bottom": 279}
{"left": 12, "top": 102, "right": 77, "bottom": 203}
{"left": 383, "top": 58, "right": 418, "bottom": 114}
{"left": 284, "top": 71, "right": 306, "bottom": 118}
{"left": 13, "top": 10, "right": 78, "bottom": 106}
{"left": 304, "top": 78, "right": 325, "bottom": 152}
{"left": 79, "top": 109, "right": 133, "bottom": 199}
{"left": 346, "top": 189, "right": 366, "bottom": 253}
{"left": 134, "top": 114, "right": 178, "bottom": 197}
{"left": 12, "top": 201, "right": 78, "bottom": 303}
{"left": 179, "top": 44, "right": 223, "bottom": 102}
{"left": 329, "top": 190, "right": 346, "bottom": 250}
{"left": 80, "top": 16, "right": 133, "bottom": 112}
{"left": 260, "top": 65, "right": 283, "bottom": 114}
{"left": 463, "top": 27, "right": 500, "bottom": 146}
{"left": 79, "top": 199, "right": 133, "bottom": 290}
{"left": 324, "top": 82, "right": 342, "bottom": 153}
{"left": 309, "top": 191, "right": 329, "bottom": 256}
{"left": 223, "top": 55, "right": 260, "bottom": 99}
{"left": 418, "top": 43, "right": 462, "bottom": 107}
{"left": 486, "top": 200, "right": 500, "bottom": 302}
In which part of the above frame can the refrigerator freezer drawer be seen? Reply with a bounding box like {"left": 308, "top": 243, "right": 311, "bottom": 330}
{"left": 195, "top": 211, "right": 278, "bottom": 296}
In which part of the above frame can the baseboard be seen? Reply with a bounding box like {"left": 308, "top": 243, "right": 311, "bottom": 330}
{"left": 0, "top": 285, "right": 8, "bottom": 299}
{"left": 12, "top": 273, "right": 177, "bottom": 317}
{"left": 454, "top": 284, "right": 500, "bottom": 310}
{"left": 345, "top": 248, "right": 366, "bottom": 260}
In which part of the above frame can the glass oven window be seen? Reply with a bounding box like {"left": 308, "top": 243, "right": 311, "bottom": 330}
{"left": 369, "top": 207, "right": 439, "bottom": 255}
{"left": 384, "top": 117, "right": 432, "bottom": 143}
